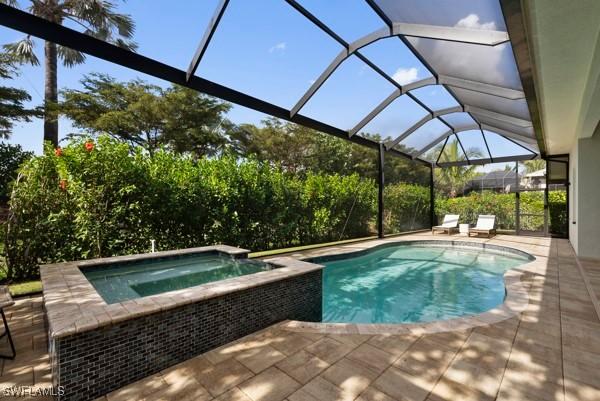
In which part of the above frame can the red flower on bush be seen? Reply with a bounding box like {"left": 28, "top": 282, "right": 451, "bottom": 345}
{"left": 59, "top": 179, "right": 68, "bottom": 191}
{"left": 55, "top": 147, "right": 63, "bottom": 157}
{"left": 85, "top": 141, "right": 94, "bottom": 152}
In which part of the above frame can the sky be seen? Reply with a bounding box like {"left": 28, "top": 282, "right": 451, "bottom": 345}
{"left": 0, "top": 0, "right": 533, "bottom": 171}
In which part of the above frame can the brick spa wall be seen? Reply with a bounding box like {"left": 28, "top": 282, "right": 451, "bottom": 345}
{"left": 51, "top": 269, "right": 322, "bottom": 401}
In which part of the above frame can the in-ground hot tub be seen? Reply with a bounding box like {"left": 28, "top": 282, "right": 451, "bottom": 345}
{"left": 40, "top": 245, "right": 323, "bottom": 401}
{"left": 81, "top": 251, "right": 274, "bottom": 304}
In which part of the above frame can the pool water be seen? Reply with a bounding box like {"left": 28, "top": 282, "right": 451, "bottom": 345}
{"left": 318, "top": 244, "right": 532, "bottom": 323}
{"left": 82, "top": 253, "right": 271, "bottom": 304}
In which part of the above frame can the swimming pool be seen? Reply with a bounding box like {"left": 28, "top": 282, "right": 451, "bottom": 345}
{"left": 82, "top": 252, "right": 272, "bottom": 304}
{"left": 310, "top": 242, "right": 533, "bottom": 324}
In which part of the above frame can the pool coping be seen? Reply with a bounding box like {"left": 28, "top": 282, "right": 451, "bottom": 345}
{"left": 277, "top": 237, "right": 533, "bottom": 335}
{"left": 40, "top": 245, "right": 324, "bottom": 339}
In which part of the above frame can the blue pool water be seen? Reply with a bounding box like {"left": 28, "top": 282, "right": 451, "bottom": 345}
{"left": 82, "top": 252, "right": 271, "bottom": 304}
{"left": 316, "top": 244, "right": 532, "bottom": 324}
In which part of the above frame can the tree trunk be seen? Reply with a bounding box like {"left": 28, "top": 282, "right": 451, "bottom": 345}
{"left": 44, "top": 40, "right": 59, "bottom": 147}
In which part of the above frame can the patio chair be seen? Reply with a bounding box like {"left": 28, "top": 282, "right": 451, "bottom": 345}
{"left": 0, "top": 286, "right": 16, "bottom": 359}
{"left": 432, "top": 214, "right": 460, "bottom": 235}
{"left": 468, "top": 215, "right": 497, "bottom": 238}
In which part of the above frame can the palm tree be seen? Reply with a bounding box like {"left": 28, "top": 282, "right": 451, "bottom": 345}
{"left": 522, "top": 159, "right": 545, "bottom": 174}
{"left": 435, "top": 140, "right": 480, "bottom": 197}
{"left": 2, "top": 0, "right": 136, "bottom": 146}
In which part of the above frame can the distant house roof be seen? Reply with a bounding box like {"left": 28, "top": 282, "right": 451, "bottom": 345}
{"left": 467, "top": 170, "right": 521, "bottom": 191}
{"left": 525, "top": 169, "right": 546, "bottom": 178}
{"left": 475, "top": 170, "right": 520, "bottom": 181}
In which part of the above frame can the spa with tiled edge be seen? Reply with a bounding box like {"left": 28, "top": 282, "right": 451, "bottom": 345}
{"left": 40, "top": 245, "right": 323, "bottom": 401}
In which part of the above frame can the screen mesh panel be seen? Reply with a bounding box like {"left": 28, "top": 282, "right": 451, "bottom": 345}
{"left": 299, "top": 55, "right": 398, "bottom": 129}
{"left": 374, "top": 0, "right": 507, "bottom": 31}
{"left": 452, "top": 87, "right": 530, "bottom": 120}
{"left": 359, "top": 95, "right": 430, "bottom": 140}
{"left": 406, "top": 37, "right": 522, "bottom": 90}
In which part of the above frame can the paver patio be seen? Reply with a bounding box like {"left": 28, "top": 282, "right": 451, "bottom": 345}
{"left": 1, "top": 233, "right": 599, "bottom": 401}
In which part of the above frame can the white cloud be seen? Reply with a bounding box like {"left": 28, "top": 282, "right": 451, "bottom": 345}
{"left": 455, "top": 14, "right": 497, "bottom": 30}
{"left": 308, "top": 79, "right": 316, "bottom": 85}
{"left": 392, "top": 67, "right": 418, "bottom": 85}
{"left": 268, "top": 42, "right": 286, "bottom": 54}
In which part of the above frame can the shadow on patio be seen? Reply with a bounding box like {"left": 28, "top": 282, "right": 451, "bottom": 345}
{"left": 1, "top": 236, "right": 599, "bottom": 401}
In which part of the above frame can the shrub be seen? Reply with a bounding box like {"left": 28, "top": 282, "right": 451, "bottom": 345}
{"left": 0, "top": 142, "right": 33, "bottom": 204}
{"left": 384, "top": 183, "right": 430, "bottom": 233}
{"left": 548, "top": 189, "right": 567, "bottom": 236}
{"left": 435, "top": 191, "right": 516, "bottom": 229}
{"left": 4, "top": 136, "right": 377, "bottom": 280}
{"left": 6, "top": 135, "right": 568, "bottom": 281}
{"left": 519, "top": 191, "right": 544, "bottom": 231}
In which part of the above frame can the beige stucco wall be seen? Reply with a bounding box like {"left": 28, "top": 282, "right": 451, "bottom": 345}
{"left": 573, "top": 130, "right": 600, "bottom": 260}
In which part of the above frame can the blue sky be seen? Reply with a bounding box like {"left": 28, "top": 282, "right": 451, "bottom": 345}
{"left": 0, "top": 0, "right": 531, "bottom": 170}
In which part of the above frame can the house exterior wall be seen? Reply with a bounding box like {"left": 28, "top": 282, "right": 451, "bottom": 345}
{"left": 573, "top": 132, "right": 600, "bottom": 260}
{"left": 569, "top": 141, "right": 579, "bottom": 252}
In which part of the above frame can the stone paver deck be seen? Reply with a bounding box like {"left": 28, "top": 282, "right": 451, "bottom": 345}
{"left": 1, "top": 234, "right": 599, "bottom": 401}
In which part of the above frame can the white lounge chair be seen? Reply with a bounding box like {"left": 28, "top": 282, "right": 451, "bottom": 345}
{"left": 432, "top": 214, "right": 460, "bottom": 235}
{"left": 468, "top": 215, "right": 497, "bottom": 238}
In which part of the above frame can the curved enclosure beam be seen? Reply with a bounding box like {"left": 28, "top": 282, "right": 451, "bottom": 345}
{"left": 437, "top": 153, "right": 538, "bottom": 168}
{"left": 480, "top": 124, "right": 538, "bottom": 145}
{"left": 290, "top": 27, "right": 516, "bottom": 117}
{"left": 290, "top": 50, "right": 347, "bottom": 117}
{"left": 466, "top": 105, "right": 532, "bottom": 127}
{"left": 349, "top": 88, "right": 400, "bottom": 137}
{"left": 384, "top": 105, "right": 463, "bottom": 150}
{"left": 392, "top": 23, "right": 509, "bottom": 46}
{"left": 438, "top": 75, "right": 525, "bottom": 100}
{"left": 403, "top": 76, "right": 438, "bottom": 92}
{"left": 411, "top": 123, "right": 484, "bottom": 159}
{"left": 414, "top": 124, "right": 538, "bottom": 161}
{"left": 411, "top": 128, "right": 457, "bottom": 158}
{"left": 348, "top": 76, "right": 438, "bottom": 137}
{"left": 465, "top": 105, "right": 532, "bottom": 128}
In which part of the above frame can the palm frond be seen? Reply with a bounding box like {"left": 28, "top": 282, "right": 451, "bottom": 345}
{"left": 0, "top": 53, "right": 19, "bottom": 79}
{"left": 0, "top": 0, "right": 19, "bottom": 7}
{"left": 3, "top": 36, "right": 39, "bottom": 66}
{"left": 57, "top": 45, "right": 86, "bottom": 67}
{"left": 466, "top": 146, "right": 483, "bottom": 160}
{"left": 63, "top": 0, "right": 137, "bottom": 51}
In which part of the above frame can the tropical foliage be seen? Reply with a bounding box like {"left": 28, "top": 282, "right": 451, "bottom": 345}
{"left": 0, "top": 53, "right": 40, "bottom": 138}
{"left": 60, "top": 73, "right": 232, "bottom": 156}
{"left": 4, "top": 137, "right": 377, "bottom": 280}
{"left": 232, "top": 118, "right": 431, "bottom": 186}
{"left": 0, "top": 142, "right": 33, "bottom": 203}
{"left": 434, "top": 140, "right": 480, "bottom": 197}
{"left": 2, "top": 0, "right": 135, "bottom": 145}
{"left": 436, "top": 191, "right": 517, "bottom": 229}
{"left": 436, "top": 190, "right": 567, "bottom": 235}
{"left": 384, "top": 183, "right": 430, "bottom": 234}
{"left": 3, "top": 135, "right": 568, "bottom": 281}
{"left": 522, "top": 159, "right": 545, "bottom": 173}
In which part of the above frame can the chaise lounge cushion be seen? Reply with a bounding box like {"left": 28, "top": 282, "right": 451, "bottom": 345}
{"left": 433, "top": 214, "right": 460, "bottom": 230}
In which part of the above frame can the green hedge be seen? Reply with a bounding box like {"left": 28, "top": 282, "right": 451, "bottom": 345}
{"left": 436, "top": 191, "right": 516, "bottom": 229}
{"left": 4, "top": 137, "right": 377, "bottom": 280}
{"left": 436, "top": 190, "right": 567, "bottom": 234}
{"left": 3, "top": 136, "right": 569, "bottom": 281}
{"left": 384, "top": 183, "right": 430, "bottom": 234}
{"left": 548, "top": 190, "right": 567, "bottom": 236}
